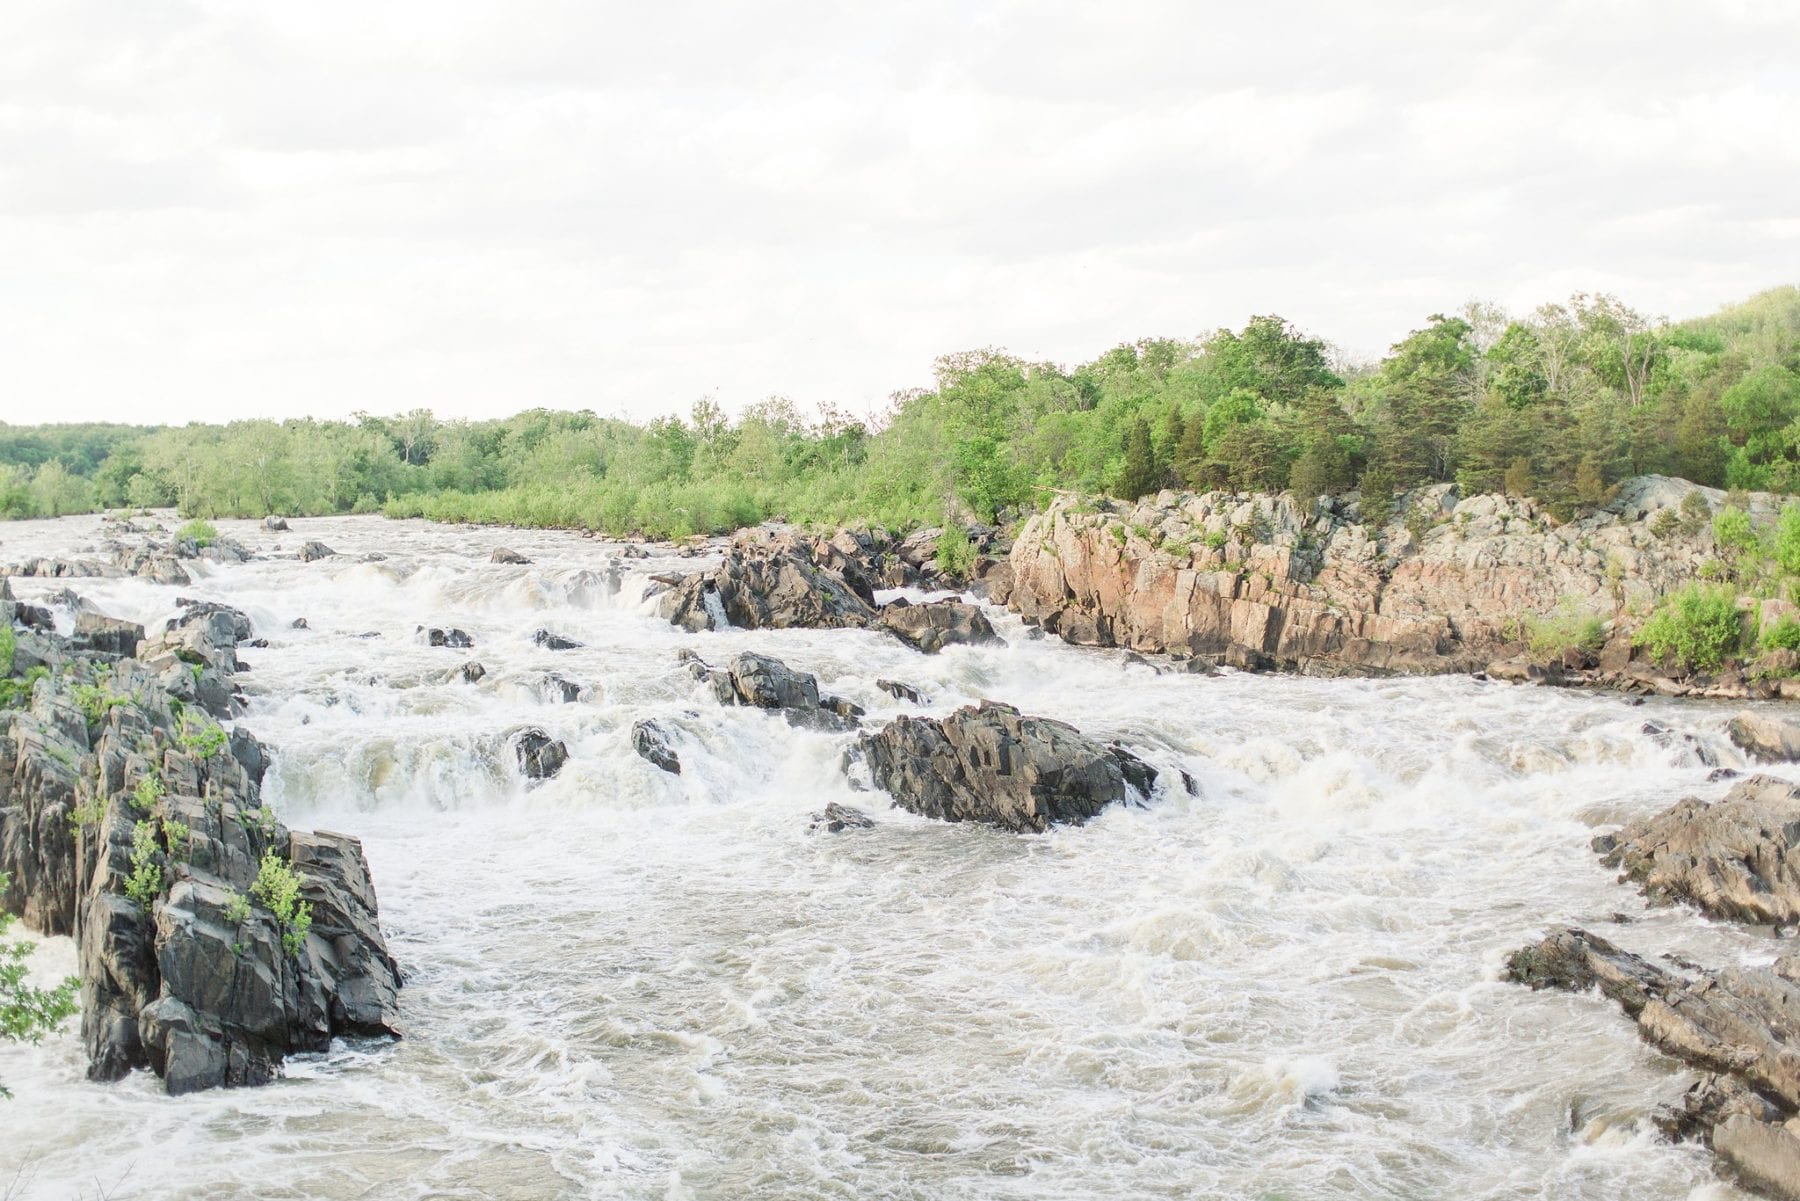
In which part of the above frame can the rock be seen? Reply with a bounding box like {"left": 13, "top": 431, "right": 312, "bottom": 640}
{"left": 1005, "top": 478, "right": 1748, "bottom": 677}
{"left": 490, "top": 548, "right": 531, "bottom": 565}
{"left": 298, "top": 541, "right": 335, "bottom": 563}
{"left": 1599, "top": 775, "right": 1800, "bottom": 925}
{"left": 809, "top": 803, "right": 874, "bottom": 833}
{"left": 444, "top": 661, "right": 485, "bottom": 685}
{"left": 290, "top": 617, "right": 309, "bottom": 630}
{"left": 728, "top": 652, "right": 821, "bottom": 712}
{"left": 1730, "top": 710, "right": 1800, "bottom": 763}
{"left": 877, "top": 678, "right": 926, "bottom": 705}
{"left": 1639, "top": 719, "right": 1718, "bottom": 767}
{"left": 532, "top": 629, "right": 584, "bottom": 651}
{"left": 538, "top": 672, "right": 583, "bottom": 703}
{"left": 515, "top": 729, "right": 568, "bottom": 780}
{"left": 657, "top": 529, "right": 877, "bottom": 632}
{"left": 630, "top": 720, "right": 681, "bottom": 774}
{"left": 858, "top": 700, "right": 1145, "bottom": 832}
{"left": 73, "top": 611, "right": 144, "bottom": 658}
{"left": 1507, "top": 926, "right": 1800, "bottom": 1199}
{"left": 820, "top": 695, "right": 865, "bottom": 721}
{"left": 618, "top": 544, "right": 649, "bottom": 560}
{"left": 876, "top": 599, "right": 1002, "bottom": 654}
{"left": 422, "top": 626, "right": 475, "bottom": 649}
{"left": 263, "top": 515, "right": 289, "bottom": 531}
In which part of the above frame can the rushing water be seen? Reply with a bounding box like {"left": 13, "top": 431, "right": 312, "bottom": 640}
{"left": 0, "top": 513, "right": 1785, "bottom": 1200}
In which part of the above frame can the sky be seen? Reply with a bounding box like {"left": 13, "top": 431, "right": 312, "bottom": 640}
{"left": 1, "top": 0, "right": 1797, "bottom": 427}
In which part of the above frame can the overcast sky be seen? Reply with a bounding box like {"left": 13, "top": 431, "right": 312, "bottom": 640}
{"left": 2, "top": 1, "right": 1796, "bottom": 427}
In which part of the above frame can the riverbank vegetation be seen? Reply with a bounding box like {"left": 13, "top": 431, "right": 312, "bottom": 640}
{"left": 2, "top": 286, "right": 1796, "bottom": 538}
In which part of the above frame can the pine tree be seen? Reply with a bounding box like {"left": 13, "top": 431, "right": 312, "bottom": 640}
{"left": 1161, "top": 407, "right": 1186, "bottom": 487}
{"left": 1114, "top": 416, "right": 1159, "bottom": 500}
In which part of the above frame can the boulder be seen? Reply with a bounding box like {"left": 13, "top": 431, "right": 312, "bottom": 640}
{"left": 263, "top": 515, "right": 289, "bottom": 531}
{"left": 630, "top": 720, "right": 681, "bottom": 775}
{"left": 73, "top": 611, "right": 144, "bottom": 658}
{"left": 515, "top": 729, "right": 568, "bottom": 780}
{"left": 490, "top": 548, "right": 531, "bottom": 565}
{"left": 809, "top": 803, "right": 874, "bottom": 833}
{"left": 876, "top": 599, "right": 1002, "bottom": 654}
{"left": 877, "top": 678, "right": 926, "bottom": 705}
{"left": 857, "top": 700, "right": 1147, "bottom": 833}
{"left": 298, "top": 541, "right": 335, "bottom": 563}
{"left": 1595, "top": 775, "right": 1800, "bottom": 925}
{"left": 1729, "top": 710, "right": 1800, "bottom": 763}
{"left": 444, "top": 661, "right": 486, "bottom": 685}
{"left": 538, "top": 673, "right": 583, "bottom": 703}
{"left": 422, "top": 626, "right": 474, "bottom": 649}
{"left": 290, "top": 617, "right": 309, "bottom": 630}
{"left": 532, "top": 629, "right": 584, "bottom": 651}
{"left": 658, "top": 529, "right": 877, "bottom": 632}
{"left": 728, "top": 652, "right": 821, "bottom": 711}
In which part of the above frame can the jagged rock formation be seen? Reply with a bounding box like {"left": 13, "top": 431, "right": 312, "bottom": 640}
{"left": 1507, "top": 928, "right": 1800, "bottom": 1199}
{"left": 532, "top": 629, "right": 583, "bottom": 651}
{"left": 656, "top": 528, "right": 1006, "bottom": 653}
{"left": 857, "top": 699, "right": 1157, "bottom": 832}
{"left": 1594, "top": 775, "right": 1800, "bottom": 926}
{"left": 0, "top": 599, "right": 401, "bottom": 1094}
{"left": 297, "top": 541, "right": 335, "bottom": 563}
{"left": 809, "top": 803, "right": 874, "bottom": 832}
{"left": 1006, "top": 476, "right": 1737, "bottom": 676}
{"left": 515, "top": 729, "right": 568, "bottom": 780}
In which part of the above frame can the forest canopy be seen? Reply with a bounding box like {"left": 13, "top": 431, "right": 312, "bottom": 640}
{"left": 4, "top": 286, "right": 1798, "bottom": 538}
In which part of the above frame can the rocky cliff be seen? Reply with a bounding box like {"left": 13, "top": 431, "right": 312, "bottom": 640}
{"left": 1004, "top": 476, "right": 1759, "bottom": 678}
{"left": 0, "top": 585, "right": 401, "bottom": 1094}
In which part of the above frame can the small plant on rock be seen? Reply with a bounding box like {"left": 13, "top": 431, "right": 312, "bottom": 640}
{"left": 935, "top": 525, "right": 975, "bottom": 580}
{"left": 131, "top": 771, "right": 165, "bottom": 813}
{"left": 1634, "top": 584, "right": 1743, "bottom": 674}
{"left": 177, "top": 519, "right": 218, "bottom": 548}
{"left": 175, "top": 711, "right": 227, "bottom": 759}
{"left": 252, "top": 850, "right": 313, "bottom": 958}
{"left": 124, "top": 820, "right": 163, "bottom": 909}
{"left": 1523, "top": 598, "right": 1607, "bottom": 661}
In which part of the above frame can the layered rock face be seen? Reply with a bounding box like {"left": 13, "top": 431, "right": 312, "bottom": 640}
{"left": 857, "top": 699, "right": 1155, "bottom": 832}
{"left": 1594, "top": 775, "right": 1800, "bottom": 926}
{"left": 1007, "top": 477, "right": 1729, "bottom": 675}
{"left": 680, "top": 649, "right": 862, "bottom": 728}
{"left": 0, "top": 594, "right": 401, "bottom": 1095}
{"left": 1508, "top": 928, "right": 1800, "bottom": 1199}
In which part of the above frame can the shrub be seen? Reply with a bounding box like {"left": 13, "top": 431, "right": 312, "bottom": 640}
{"left": 131, "top": 772, "right": 164, "bottom": 813}
{"left": 0, "top": 624, "right": 13, "bottom": 675}
{"left": 1634, "top": 584, "right": 1743, "bottom": 674}
{"left": 1205, "top": 530, "right": 1227, "bottom": 550}
{"left": 177, "top": 519, "right": 218, "bottom": 548}
{"left": 935, "top": 524, "right": 975, "bottom": 580}
{"left": 1713, "top": 506, "right": 1756, "bottom": 558}
{"left": 1764, "top": 616, "right": 1800, "bottom": 652}
{"left": 1678, "top": 490, "right": 1712, "bottom": 535}
{"left": 125, "top": 820, "right": 163, "bottom": 909}
{"left": 1523, "top": 598, "right": 1607, "bottom": 660}
{"left": 175, "top": 711, "right": 227, "bottom": 759}
{"left": 252, "top": 850, "right": 313, "bottom": 957}
{"left": 0, "top": 870, "right": 79, "bottom": 1098}
{"left": 1650, "top": 509, "right": 1681, "bottom": 540}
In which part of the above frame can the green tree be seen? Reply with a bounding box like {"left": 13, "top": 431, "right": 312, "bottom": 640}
{"left": 1114, "top": 416, "right": 1159, "bottom": 501}
{"left": 1, "top": 872, "right": 79, "bottom": 1098}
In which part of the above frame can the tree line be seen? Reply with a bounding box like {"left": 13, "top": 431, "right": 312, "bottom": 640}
{"left": 2, "top": 286, "right": 1796, "bottom": 538}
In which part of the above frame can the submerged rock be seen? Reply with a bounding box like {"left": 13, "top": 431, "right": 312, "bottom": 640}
{"left": 532, "top": 629, "right": 584, "bottom": 651}
{"left": 490, "top": 548, "right": 531, "bottom": 565}
{"left": 681, "top": 651, "right": 857, "bottom": 728}
{"left": 422, "top": 626, "right": 474, "bottom": 649}
{"left": 263, "top": 515, "right": 289, "bottom": 531}
{"left": 538, "top": 672, "right": 584, "bottom": 703}
{"left": 515, "top": 729, "right": 568, "bottom": 780}
{"left": 1595, "top": 774, "right": 1800, "bottom": 926}
{"left": 858, "top": 700, "right": 1151, "bottom": 833}
{"left": 876, "top": 678, "right": 926, "bottom": 705}
{"left": 298, "top": 540, "right": 335, "bottom": 563}
{"left": 630, "top": 719, "right": 681, "bottom": 775}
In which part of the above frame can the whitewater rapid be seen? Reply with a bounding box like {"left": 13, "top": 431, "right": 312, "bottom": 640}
{"left": 0, "top": 513, "right": 1783, "bottom": 1200}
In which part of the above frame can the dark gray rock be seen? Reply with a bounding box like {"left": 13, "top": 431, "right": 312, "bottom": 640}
{"left": 876, "top": 599, "right": 1002, "bottom": 654}
{"left": 809, "top": 803, "right": 874, "bottom": 832}
{"left": 73, "top": 611, "right": 144, "bottom": 658}
{"left": 290, "top": 617, "right": 309, "bottom": 630}
{"left": 728, "top": 652, "right": 822, "bottom": 711}
{"left": 516, "top": 728, "right": 568, "bottom": 780}
{"left": 630, "top": 719, "right": 681, "bottom": 775}
{"left": 876, "top": 679, "right": 926, "bottom": 705}
{"left": 538, "top": 672, "right": 583, "bottom": 703}
{"left": 263, "top": 515, "right": 289, "bottom": 531}
{"left": 820, "top": 695, "right": 865, "bottom": 721}
{"left": 490, "top": 548, "right": 531, "bottom": 565}
{"left": 298, "top": 540, "right": 335, "bottom": 563}
{"left": 532, "top": 629, "right": 583, "bottom": 651}
{"left": 658, "top": 530, "right": 877, "bottom": 632}
{"left": 858, "top": 700, "right": 1142, "bottom": 832}
{"left": 422, "top": 627, "right": 474, "bottom": 649}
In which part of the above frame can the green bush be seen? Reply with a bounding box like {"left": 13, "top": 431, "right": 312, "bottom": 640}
{"left": 935, "top": 525, "right": 975, "bottom": 580}
{"left": 252, "top": 850, "right": 313, "bottom": 957}
{"left": 1650, "top": 509, "right": 1681, "bottom": 540}
{"left": 177, "top": 519, "right": 218, "bottom": 547}
{"left": 1634, "top": 584, "right": 1743, "bottom": 673}
{"left": 1523, "top": 598, "right": 1607, "bottom": 660}
{"left": 124, "top": 820, "right": 163, "bottom": 909}
{"left": 0, "top": 870, "right": 79, "bottom": 1098}
{"left": 1764, "top": 615, "right": 1800, "bottom": 651}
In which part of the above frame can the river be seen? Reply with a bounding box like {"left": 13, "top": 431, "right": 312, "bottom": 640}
{"left": 0, "top": 513, "right": 1775, "bottom": 1199}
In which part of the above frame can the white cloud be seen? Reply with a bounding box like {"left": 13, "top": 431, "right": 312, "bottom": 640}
{"left": 0, "top": 0, "right": 1795, "bottom": 424}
